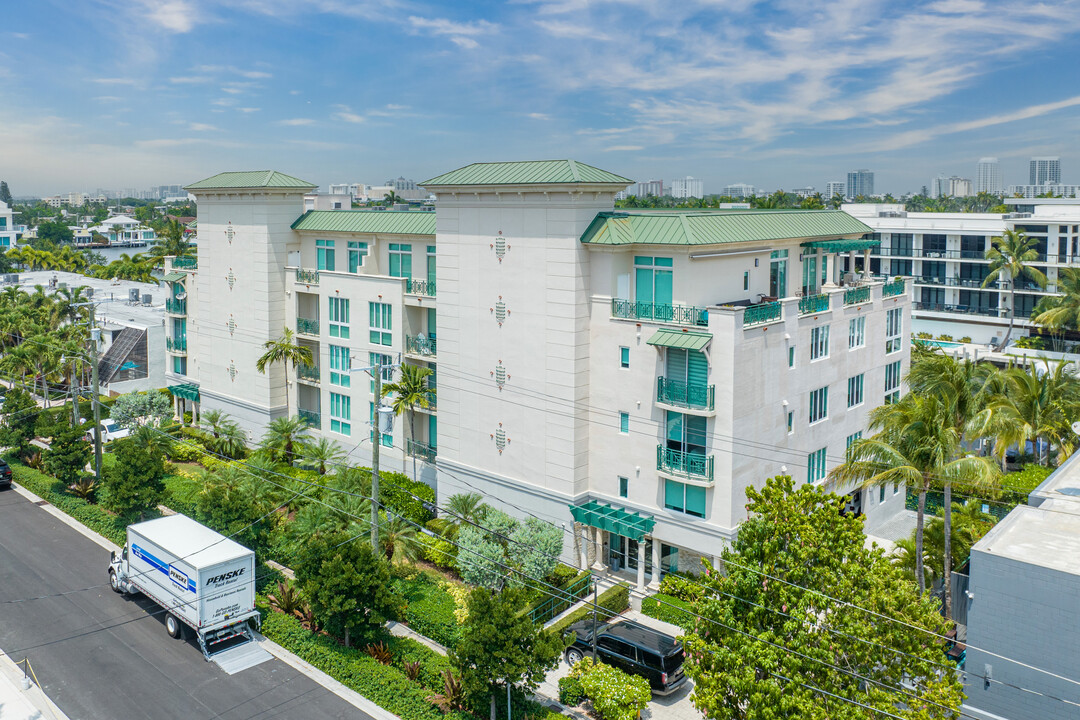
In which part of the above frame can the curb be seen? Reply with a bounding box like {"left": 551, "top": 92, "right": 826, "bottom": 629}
{"left": 11, "top": 482, "right": 121, "bottom": 553}
{"left": 0, "top": 649, "right": 73, "bottom": 720}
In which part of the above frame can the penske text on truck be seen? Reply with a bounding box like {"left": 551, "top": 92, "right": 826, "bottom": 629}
{"left": 108, "top": 514, "right": 260, "bottom": 659}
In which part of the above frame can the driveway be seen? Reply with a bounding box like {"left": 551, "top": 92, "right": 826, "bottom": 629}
{"left": 0, "top": 487, "right": 371, "bottom": 720}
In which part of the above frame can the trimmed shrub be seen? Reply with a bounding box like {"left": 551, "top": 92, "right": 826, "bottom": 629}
{"left": 380, "top": 472, "right": 436, "bottom": 525}
{"left": 168, "top": 442, "right": 203, "bottom": 463}
{"left": 641, "top": 592, "right": 695, "bottom": 630}
{"left": 558, "top": 675, "right": 585, "bottom": 705}
{"left": 419, "top": 532, "right": 458, "bottom": 571}
{"left": 578, "top": 661, "right": 651, "bottom": 720}
{"left": 550, "top": 583, "right": 630, "bottom": 636}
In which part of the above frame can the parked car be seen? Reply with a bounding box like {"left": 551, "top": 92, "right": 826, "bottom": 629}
{"left": 0, "top": 458, "right": 12, "bottom": 488}
{"left": 564, "top": 619, "right": 686, "bottom": 695}
{"left": 85, "top": 420, "right": 131, "bottom": 444}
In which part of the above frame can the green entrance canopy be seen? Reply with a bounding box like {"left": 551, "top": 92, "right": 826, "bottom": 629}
{"left": 800, "top": 237, "right": 881, "bottom": 253}
{"left": 168, "top": 383, "right": 200, "bottom": 402}
{"left": 569, "top": 500, "right": 655, "bottom": 543}
{"left": 646, "top": 328, "right": 712, "bottom": 351}
{"left": 163, "top": 271, "right": 186, "bottom": 282}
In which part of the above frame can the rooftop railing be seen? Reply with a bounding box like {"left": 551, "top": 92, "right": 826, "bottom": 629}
{"left": 611, "top": 299, "right": 708, "bottom": 327}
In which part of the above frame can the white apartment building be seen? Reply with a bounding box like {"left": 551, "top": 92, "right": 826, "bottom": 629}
{"left": 0, "top": 201, "right": 16, "bottom": 249}
{"left": 1030, "top": 156, "right": 1061, "bottom": 186}
{"left": 670, "top": 176, "right": 704, "bottom": 199}
{"left": 933, "top": 176, "right": 973, "bottom": 198}
{"left": 976, "top": 158, "right": 1002, "bottom": 195}
{"left": 826, "top": 181, "right": 846, "bottom": 199}
{"left": 89, "top": 215, "right": 156, "bottom": 246}
{"left": 171, "top": 161, "right": 910, "bottom": 588}
{"left": 1006, "top": 184, "right": 1080, "bottom": 199}
{"left": 791, "top": 186, "right": 816, "bottom": 198}
{"left": 845, "top": 202, "right": 1080, "bottom": 343}
{"left": 723, "top": 183, "right": 756, "bottom": 199}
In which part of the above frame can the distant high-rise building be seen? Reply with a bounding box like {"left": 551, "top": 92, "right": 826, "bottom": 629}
{"left": 636, "top": 179, "right": 664, "bottom": 197}
{"left": 722, "top": 183, "right": 756, "bottom": 199}
{"left": 976, "top": 157, "right": 1003, "bottom": 194}
{"left": 931, "top": 175, "right": 949, "bottom": 198}
{"left": 1030, "top": 157, "right": 1061, "bottom": 186}
{"left": 826, "top": 181, "right": 846, "bottom": 199}
{"left": 846, "top": 169, "right": 874, "bottom": 198}
{"left": 670, "top": 176, "right": 704, "bottom": 199}
{"left": 948, "top": 177, "right": 974, "bottom": 198}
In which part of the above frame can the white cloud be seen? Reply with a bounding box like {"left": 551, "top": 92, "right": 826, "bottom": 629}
{"left": 279, "top": 118, "right": 316, "bottom": 126}
{"left": 92, "top": 96, "right": 123, "bottom": 103}
{"left": 188, "top": 122, "right": 219, "bottom": 131}
{"left": 525, "top": 112, "right": 550, "bottom": 120}
{"left": 170, "top": 76, "right": 212, "bottom": 84}
{"left": 408, "top": 15, "right": 497, "bottom": 47}
{"left": 12, "top": 32, "right": 30, "bottom": 40}
{"left": 535, "top": 19, "right": 608, "bottom": 40}
{"left": 332, "top": 108, "right": 365, "bottom": 123}
{"left": 603, "top": 145, "right": 644, "bottom": 152}
{"left": 92, "top": 77, "right": 139, "bottom": 86}
{"left": 450, "top": 36, "right": 479, "bottom": 49}
{"left": 237, "top": 107, "right": 261, "bottom": 113}
{"left": 141, "top": 0, "right": 200, "bottom": 33}
{"left": 237, "top": 70, "right": 272, "bottom": 79}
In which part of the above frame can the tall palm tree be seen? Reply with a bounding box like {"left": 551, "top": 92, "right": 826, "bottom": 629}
{"left": 299, "top": 437, "right": 346, "bottom": 475}
{"left": 828, "top": 394, "right": 998, "bottom": 609}
{"left": 1032, "top": 267, "right": 1080, "bottom": 333}
{"left": 382, "top": 363, "right": 434, "bottom": 482}
{"left": 260, "top": 415, "right": 311, "bottom": 467}
{"left": 983, "top": 229, "right": 1047, "bottom": 348}
{"left": 255, "top": 327, "right": 314, "bottom": 418}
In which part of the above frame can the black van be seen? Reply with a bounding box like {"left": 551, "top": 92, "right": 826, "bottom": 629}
{"left": 564, "top": 619, "right": 686, "bottom": 695}
{"left": 0, "top": 459, "right": 12, "bottom": 489}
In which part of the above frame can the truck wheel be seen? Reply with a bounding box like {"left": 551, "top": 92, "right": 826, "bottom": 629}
{"left": 109, "top": 570, "right": 122, "bottom": 594}
{"left": 166, "top": 614, "right": 182, "bottom": 639}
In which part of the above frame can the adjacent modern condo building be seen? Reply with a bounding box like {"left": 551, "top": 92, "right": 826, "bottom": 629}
{"left": 168, "top": 161, "right": 910, "bottom": 589}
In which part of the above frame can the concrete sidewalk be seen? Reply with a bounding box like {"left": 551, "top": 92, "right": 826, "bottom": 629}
{"left": 0, "top": 651, "right": 71, "bottom": 720}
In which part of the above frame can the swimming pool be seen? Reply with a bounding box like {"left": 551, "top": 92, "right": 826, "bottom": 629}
{"left": 913, "top": 339, "right": 963, "bottom": 349}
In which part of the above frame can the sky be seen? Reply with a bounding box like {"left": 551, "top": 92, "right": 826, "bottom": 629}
{"left": 2, "top": 0, "right": 1080, "bottom": 197}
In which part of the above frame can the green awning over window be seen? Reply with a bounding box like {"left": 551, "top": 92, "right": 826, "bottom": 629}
{"left": 647, "top": 328, "right": 712, "bottom": 351}
{"left": 800, "top": 238, "right": 881, "bottom": 252}
{"left": 168, "top": 383, "right": 200, "bottom": 402}
{"left": 569, "top": 500, "right": 655, "bottom": 542}
{"left": 163, "top": 271, "right": 186, "bottom": 282}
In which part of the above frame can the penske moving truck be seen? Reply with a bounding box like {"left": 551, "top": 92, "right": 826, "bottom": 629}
{"left": 108, "top": 514, "right": 260, "bottom": 659}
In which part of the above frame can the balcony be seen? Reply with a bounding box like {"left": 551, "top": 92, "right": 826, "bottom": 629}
{"left": 166, "top": 337, "right": 187, "bottom": 353}
{"left": 914, "top": 302, "right": 1000, "bottom": 318}
{"left": 406, "top": 278, "right": 436, "bottom": 297}
{"left": 297, "top": 317, "right": 319, "bottom": 336}
{"left": 165, "top": 298, "right": 187, "bottom": 315}
{"left": 405, "top": 334, "right": 437, "bottom": 357}
{"left": 407, "top": 439, "right": 437, "bottom": 462}
{"left": 742, "top": 301, "right": 781, "bottom": 327}
{"left": 611, "top": 299, "right": 708, "bottom": 327}
{"left": 656, "top": 377, "right": 714, "bottom": 413}
{"left": 843, "top": 286, "right": 871, "bottom": 306}
{"left": 297, "top": 364, "right": 320, "bottom": 384}
{"left": 298, "top": 409, "right": 321, "bottom": 427}
{"left": 798, "top": 293, "right": 829, "bottom": 315}
{"left": 173, "top": 257, "right": 198, "bottom": 270}
{"left": 296, "top": 268, "right": 320, "bottom": 285}
{"left": 882, "top": 278, "right": 906, "bottom": 297}
{"left": 656, "top": 446, "right": 714, "bottom": 485}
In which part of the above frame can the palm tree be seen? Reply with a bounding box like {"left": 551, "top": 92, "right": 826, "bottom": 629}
{"left": 299, "top": 437, "right": 346, "bottom": 475}
{"left": 428, "top": 492, "right": 486, "bottom": 539}
{"left": 199, "top": 409, "right": 235, "bottom": 440}
{"left": 255, "top": 327, "right": 314, "bottom": 418}
{"left": 1032, "top": 267, "right": 1080, "bottom": 333}
{"left": 147, "top": 218, "right": 190, "bottom": 260}
{"left": 983, "top": 229, "right": 1047, "bottom": 348}
{"left": 379, "top": 513, "right": 422, "bottom": 563}
{"left": 381, "top": 363, "right": 434, "bottom": 482}
{"left": 828, "top": 394, "right": 998, "bottom": 608}
{"left": 260, "top": 415, "right": 311, "bottom": 466}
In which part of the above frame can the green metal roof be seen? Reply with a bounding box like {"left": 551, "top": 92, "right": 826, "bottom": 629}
{"left": 801, "top": 238, "right": 881, "bottom": 252}
{"left": 422, "top": 160, "right": 632, "bottom": 187}
{"left": 569, "top": 500, "right": 655, "bottom": 543}
{"left": 580, "top": 210, "right": 872, "bottom": 246}
{"left": 185, "top": 171, "right": 316, "bottom": 191}
{"left": 646, "top": 328, "right": 712, "bottom": 351}
{"left": 168, "top": 383, "right": 200, "bottom": 402}
{"left": 291, "top": 210, "right": 436, "bottom": 236}
{"left": 162, "top": 271, "right": 186, "bottom": 283}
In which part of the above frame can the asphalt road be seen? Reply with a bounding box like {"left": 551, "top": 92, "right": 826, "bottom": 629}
{"left": 0, "top": 487, "right": 372, "bottom": 720}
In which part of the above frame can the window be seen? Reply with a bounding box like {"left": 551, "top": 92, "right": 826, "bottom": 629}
{"left": 810, "top": 325, "right": 829, "bottom": 360}
{"left": 317, "top": 239, "right": 336, "bottom": 271}
{"left": 370, "top": 402, "right": 393, "bottom": 446}
{"left": 885, "top": 360, "right": 901, "bottom": 404}
{"left": 664, "top": 479, "right": 706, "bottom": 518}
{"left": 329, "top": 345, "right": 350, "bottom": 387}
{"left": 348, "top": 241, "right": 368, "bottom": 273}
{"left": 329, "top": 297, "right": 350, "bottom": 339}
{"left": 619, "top": 412, "right": 629, "bottom": 434}
{"left": 369, "top": 302, "right": 391, "bottom": 345}
{"left": 885, "top": 308, "right": 902, "bottom": 353}
{"left": 634, "top": 256, "right": 673, "bottom": 306}
{"left": 619, "top": 476, "right": 629, "bottom": 498}
{"left": 809, "top": 386, "right": 828, "bottom": 424}
{"left": 329, "top": 392, "right": 351, "bottom": 436}
{"left": 880, "top": 484, "right": 886, "bottom": 503}
{"left": 807, "top": 447, "right": 827, "bottom": 483}
{"left": 770, "top": 250, "right": 788, "bottom": 298}
{"left": 787, "top": 411, "right": 793, "bottom": 434}
{"left": 847, "top": 374, "right": 864, "bottom": 408}
{"left": 427, "top": 245, "right": 436, "bottom": 286}
{"left": 173, "top": 356, "right": 186, "bottom": 375}
{"left": 846, "top": 431, "right": 862, "bottom": 456}
{"left": 788, "top": 346, "right": 795, "bottom": 368}
{"left": 848, "top": 316, "right": 865, "bottom": 349}
{"left": 368, "top": 352, "right": 393, "bottom": 392}
{"left": 620, "top": 346, "right": 630, "bottom": 368}
{"left": 389, "top": 243, "right": 412, "bottom": 278}
{"left": 743, "top": 271, "right": 749, "bottom": 291}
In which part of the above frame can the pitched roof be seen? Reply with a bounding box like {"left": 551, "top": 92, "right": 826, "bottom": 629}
{"left": 291, "top": 210, "right": 436, "bottom": 236}
{"left": 185, "top": 171, "right": 316, "bottom": 191}
{"left": 580, "top": 210, "right": 872, "bottom": 246}
{"left": 421, "top": 160, "right": 632, "bottom": 187}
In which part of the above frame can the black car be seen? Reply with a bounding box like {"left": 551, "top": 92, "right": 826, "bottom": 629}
{"left": 564, "top": 619, "right": 686, "bottom": 695}
{"left": 0, "top": 459, "right": 12, "bottom": 489}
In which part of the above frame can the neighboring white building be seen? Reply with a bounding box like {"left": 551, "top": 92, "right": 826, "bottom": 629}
{"left": 173, "top": 161, "right": 910, "bottom": 587}
{"left": 846, "top": 169, "right": 874, "bottom": 198}
{"left": 976, "top": 157, "right": 1003, "bottom": 194}
{"left": 723, "top": 183, "right": 756, "bottom": 199}
{"left": 949, "top": 177, "right": 974, "bottom": 197}
{"left": 1006, "top": 183, "right": 1080, "bottom": 199}
{"left": 303, "top": 193, "right": 352, "bottom": 211}
{"left": 0, "top": 201, "right": 16, "bottom": 249}
{"left": 635, "top": 179, "right": 664, "bottom": 198}
{"left": 844, "top": 201, "right": 1080, "bottom": 343}
{"left": 826, "top": 181, "right": 846, "bottom": 199}
{"left": 670, "top": 176, "right": 704, "bottom": 199}
{"left": 1030, "top": 156, "right": 1061, "bottom": 186}
{"left": 791, "top": 186, "right": 816, "bottom": 199}
{"left": 88, "top": 215, "right": 156, "bottom": 246}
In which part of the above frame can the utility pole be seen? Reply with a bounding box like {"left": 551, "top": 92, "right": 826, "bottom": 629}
{"left": 90, "top": 304, "right": 102, "bottom": 480}
{"left": 371, "top": 359, "right": 382, "bottom": 553}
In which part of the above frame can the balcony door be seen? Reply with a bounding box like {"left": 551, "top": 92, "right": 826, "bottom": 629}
{"left": 665, "top": 348, "right": 708, "bottom": 406}
{"left": 666, "top": 411, "right": 706, "bottom": 459}
{"left": 635, "top": 256, "right": 673, "bottom": 307}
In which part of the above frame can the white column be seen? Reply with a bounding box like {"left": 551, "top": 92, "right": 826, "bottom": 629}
{"left": 574, "top": 522, "right": 585, "bottom": 570}
{"left": 591, "top": 527, "right": 606, "bottom": 571}
{"left": 712, "top": 554, "right": 723, "bottom": 573}
{"left": 863, "top": 248, "right": 871, "bottom": 279}
{"left": 636, "top": 540, "right": 646, "bottom": 592}
{"left": 648, "top": 538, "right": 661, "bottom": 590}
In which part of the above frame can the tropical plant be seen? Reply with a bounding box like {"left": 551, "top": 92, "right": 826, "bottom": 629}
{"left": 298, "top": 437, "right": 346, "bottom": 475}
{"left": 428, "top": 492, "right": 487, "bottom": 540}
{"left": 378, "top": 513, "right": 422, "bottom": 564}
{"left": 1032, "top": 266, "right": 1080, "bottom": 332}
{"left": 260, "top": 415, "right": 311, "bottom": 466}
{"left": 267, "top": 580, "right": 306, "bottom": 616}
{"left": 983, "top": 229, "right": 1047, "bottom": 348}
{"left": 381, "top": 363, "right": 434, "bottom": 482}
{"left": 255, "top": 328, "right": 313, "bottom": 417}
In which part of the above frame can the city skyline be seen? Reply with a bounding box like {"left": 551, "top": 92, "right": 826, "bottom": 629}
{"left": 1, "top": 1, "right": 1079, "bottom": 196}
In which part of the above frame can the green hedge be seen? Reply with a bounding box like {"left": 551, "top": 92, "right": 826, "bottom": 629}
{"left": 393, "top": 572, "right": 460, "bottom": 648}
{"left": 260, "top": 611, "right": 472, "bottom": 720}
{"left": 640, "top": 593, "right": 694, "bottom": 630}
{"left": 550, "top": 583, "right": 630, "bottom": 636}
{"left": 381, "top": 472, "right": 436, "bottom": 525}
{"left": 7, "top": 460, "right": 137, "bottom": 546}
